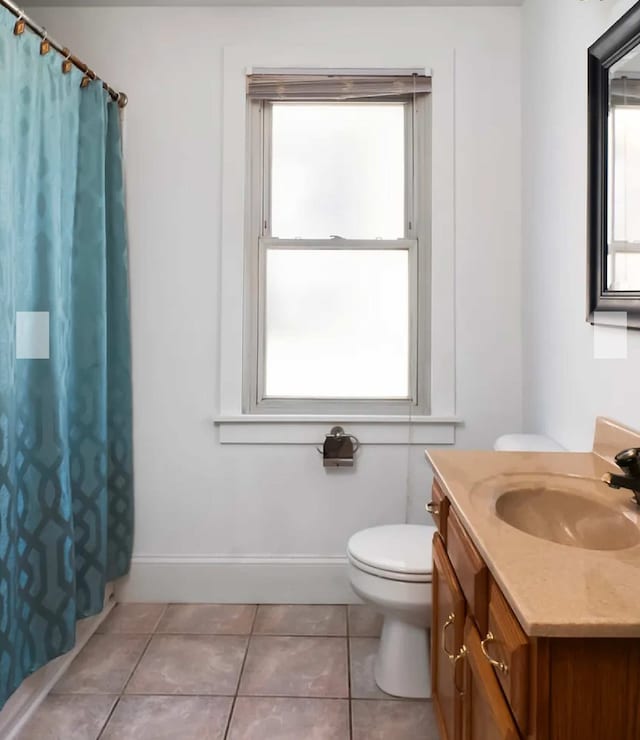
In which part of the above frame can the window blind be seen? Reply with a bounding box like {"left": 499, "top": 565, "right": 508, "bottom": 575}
{"left": 246, "top": 73, "right": 432, "bottom": 101}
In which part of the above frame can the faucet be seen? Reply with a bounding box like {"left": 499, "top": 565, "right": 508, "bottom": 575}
{"left": 601, "top": 448, "right": 640, "bottom": 505}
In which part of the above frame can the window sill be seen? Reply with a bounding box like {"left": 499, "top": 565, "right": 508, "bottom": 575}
{"left": 213, "top": 415, "right": 461, "bottom": 445}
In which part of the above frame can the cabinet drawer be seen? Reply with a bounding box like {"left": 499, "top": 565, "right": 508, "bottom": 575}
{"left": 428, "top": 479, "right": 450, "bottom": 540}
{"left": 486, "top": 579, "right": 529, "bottom": 735}
{"left": 447, "top": 508, "right": 488, "bottom": 635}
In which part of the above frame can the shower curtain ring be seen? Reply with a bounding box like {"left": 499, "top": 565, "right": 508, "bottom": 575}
{"left": 13, "top": 11, "right": 26, "bottom": 36}
{"left": 61, "top": 48, "right": 73, "bottom": 74}
{"left": 80, "top": 69, "right": 95, "bottom": 89}
{"left": 40, "top": 30, "right": 50, "bottom": 56}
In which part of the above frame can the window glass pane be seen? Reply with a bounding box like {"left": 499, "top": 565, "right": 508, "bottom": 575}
{"left": 608, "top": 107, "right": 640, "bottom": 290}
{"left": 611, "top": 107, "right": 640, "bottom": 244}
{"left": 264, "top": 249, "right": 410, "bottom": 398}
{"left": 270, "top": 104, "right": 405, "bottom": 239}
{"left": 609, "top": 251, "right": 640, "bottom": 291}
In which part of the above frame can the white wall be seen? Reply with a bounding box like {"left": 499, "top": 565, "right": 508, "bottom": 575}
{"left": 31, "top": 6, "right": 522, "bottom": 600}
{"left": 522, "top": 0, "right": 640, "bottom": 452}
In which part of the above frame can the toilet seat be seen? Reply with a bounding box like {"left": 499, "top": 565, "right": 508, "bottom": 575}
{"left": 348, "top": 554, "right": 433, "bottom": 583}
{"left": 347, "top": 525, "right": 435, "bottom": 584}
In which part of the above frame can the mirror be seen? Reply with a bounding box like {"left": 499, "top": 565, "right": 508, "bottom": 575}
{"left": 588, "top": 1, "right": 640, "bottom": 327}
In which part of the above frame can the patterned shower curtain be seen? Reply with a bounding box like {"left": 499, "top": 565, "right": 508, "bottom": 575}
{"left": 0, "top": 8, "right": 134, "bottom": 708}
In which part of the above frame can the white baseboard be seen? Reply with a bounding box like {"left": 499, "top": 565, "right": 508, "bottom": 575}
{"left": 115, "top": 555, "right": 359, "bottom": 604}
{"left": 0, "top": 585, "right": 115, "bottom": 740}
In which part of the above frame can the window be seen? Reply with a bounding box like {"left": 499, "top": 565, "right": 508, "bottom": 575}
{"left": 243, "top": 71, "right": 431, "bottom": 415}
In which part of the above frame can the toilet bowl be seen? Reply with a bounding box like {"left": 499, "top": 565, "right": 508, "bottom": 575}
{"left": 347, "top": 524, "right": 436, "bottom": 699}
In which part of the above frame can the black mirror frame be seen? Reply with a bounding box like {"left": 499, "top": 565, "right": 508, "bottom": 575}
{"left": 588, "top": 0, "right": 640, "bottom": 329}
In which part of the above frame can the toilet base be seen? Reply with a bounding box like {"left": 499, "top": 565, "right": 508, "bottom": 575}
{"left": 373, "top": 618, "right": 431, "bottom": 699}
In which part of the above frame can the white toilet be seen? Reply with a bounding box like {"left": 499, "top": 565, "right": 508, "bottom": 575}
{"left": 347, "top": 524, "right": 436, "bottom": 699}
{"left": 347, "top": 434, "right": 565, "bottom": 700}
{"left": 493, "top": 434, "right": 564, "bottom": 453}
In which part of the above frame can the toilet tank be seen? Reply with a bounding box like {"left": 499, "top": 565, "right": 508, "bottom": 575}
{"left": 493, "top": 434, "right": 565, "bottom": 452}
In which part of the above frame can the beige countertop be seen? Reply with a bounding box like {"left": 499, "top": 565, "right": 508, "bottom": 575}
{"left": 426, "top": 420, "right": 640, "bottom": 638}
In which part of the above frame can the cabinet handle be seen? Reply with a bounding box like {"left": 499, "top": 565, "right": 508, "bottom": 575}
{"left": 443, "top": 616, "right": 467, "bottom": 696}
{"left": 481, "top": 632, "right": 509, "bottom": 674}
{"left": 442, "top": 613, "right": 456, "bottom": 660}
{"left": 453, "top": 645, "right": 467, "bottom": 696}
{"left": 426, "top": 501, "right": 440, "bottom": 515}
{"left": 442, "top": 613, "right": 467, "bottom": 664}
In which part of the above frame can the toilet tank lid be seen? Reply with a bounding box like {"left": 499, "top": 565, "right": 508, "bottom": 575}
{"left": 347, "top": 525, "right": 435, "bottom": 575}
{"left": 493, "top": 434, "right": 565, "bottom": 452}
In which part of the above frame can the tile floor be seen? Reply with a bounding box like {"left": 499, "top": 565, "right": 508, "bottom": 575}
{"left": 17, "top": 604, "right": 438, "bottom": 740}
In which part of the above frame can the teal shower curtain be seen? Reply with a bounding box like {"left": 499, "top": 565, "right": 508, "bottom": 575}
{"left": 0, "top": 8, "right": 133, "bottom": 707}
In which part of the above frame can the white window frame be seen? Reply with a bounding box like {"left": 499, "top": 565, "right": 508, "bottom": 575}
{"left": 216, "top": 45, "right": 459, "bottom": 445}
{"left": 243, "top": 95, "right": 430, "bottom": 416}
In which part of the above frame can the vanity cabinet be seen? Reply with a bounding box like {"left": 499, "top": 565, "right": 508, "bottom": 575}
{"left": 431, "top": 486, "right": 521, "bottom": 740}
{"left": 428, "top": 477, "right": 640, "bottom": 740}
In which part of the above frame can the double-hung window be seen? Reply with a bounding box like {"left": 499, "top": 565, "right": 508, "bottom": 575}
{"left": 244, "top": 71, "right": 431, "bottom": 415}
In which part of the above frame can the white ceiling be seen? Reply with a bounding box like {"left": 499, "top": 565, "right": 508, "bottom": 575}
{"left": 26, "top": 0, "right": 523, "bottom": 7}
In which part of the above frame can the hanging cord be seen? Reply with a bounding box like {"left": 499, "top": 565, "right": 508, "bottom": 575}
{"left": 411, "top": 73, "right": 418, "bottom": 234}
{"left": 404, "top": 398, "right": 413, "bottom": 524}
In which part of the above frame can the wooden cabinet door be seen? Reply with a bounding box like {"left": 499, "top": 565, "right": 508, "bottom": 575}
{"left": 463, "top": 617, "right": 520, "bottom": 740}
{"left": 487, "top": 579, "right": 529, "bottom": 734}
{"left": 432, "top": 533, "right": 465, "bottom": 740}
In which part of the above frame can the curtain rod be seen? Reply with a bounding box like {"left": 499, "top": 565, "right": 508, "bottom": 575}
{"left": 0, "top": 0, "right": 127, "bottom": 107}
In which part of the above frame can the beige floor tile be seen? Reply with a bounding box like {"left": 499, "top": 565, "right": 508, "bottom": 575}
{"left": 253, "top": 605, "right": 346, "bottom": 636}
{"left": 31, "top": 604, "right": 442, "bottom": 740}
{"left": 15, "top": 694, "right": 116, "bottom": 740}
{"left": 157, "top": 604, "right": 256, "bottom": 635}
{"left": 100, "top": 696, "right": 233, "bottom": 740}
{"left": 239, "top": 636, "right": 348, "bottom": 698}
{"left": 351, "top": 699, "right": 438, "bottom": 740}
{"left": 98, "top": 603, "right": 166, "bottom": 634}
{"left": 349, "top": 638, "right": 398, "bottom": 700}
{"left": 52, "top": 634, "right": 148, "bottom": 694}
{"left": 228, "top": 697, "right": 349, "bottom": 740}
{"left": 347, "top": 604, "right": 383, "bottom": 637}
{"left": 125, "top": 634, "right": 247, "bottom": 695}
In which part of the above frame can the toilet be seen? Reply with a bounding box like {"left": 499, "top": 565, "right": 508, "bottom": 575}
{"left": 347, "top": 433, "right": 565, "bottom": 700}
{"left": 347, "top": 524, "right": 436, "bottom": 699}
{"left": 493, "top": 434, "right": 565, "bottom": 453}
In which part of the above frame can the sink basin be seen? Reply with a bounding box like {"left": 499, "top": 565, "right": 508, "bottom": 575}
{"left": 494, "top": 486, "right": 640, "bottom": 550}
